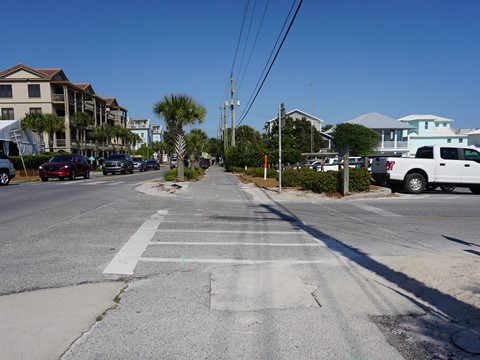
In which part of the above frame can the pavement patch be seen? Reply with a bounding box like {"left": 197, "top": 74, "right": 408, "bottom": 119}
{"left": 210, "top": 263, "right": 318, "bottom": 311}
{"left": 0, "top": 281, "right": 126, "bottom": 360}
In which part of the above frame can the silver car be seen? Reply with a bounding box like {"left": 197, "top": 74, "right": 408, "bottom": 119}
{"left": 0, "top": 151, "right": 16, "bottom": 185}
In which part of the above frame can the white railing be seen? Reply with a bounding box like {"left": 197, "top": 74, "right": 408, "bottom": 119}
{"left": 380, "top": 141, "right": 408, "bottom": 149}
{"left": 52, "top": 94, "right": 64, "bottom": 102}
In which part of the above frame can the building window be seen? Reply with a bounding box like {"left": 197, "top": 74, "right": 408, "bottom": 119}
{"left": 1, "top": 108, "right": 14, "bottom": 120}
{"left": 424, "top": 122, "right": 428, "bottom": 129}
{"left": 28, "top": 84, "right": 41, "bottom": 98}
{"left": 443, "top": 123, "right": 447, "bottom": 127}
{"left": 459, "top": 139, "right": 463, "bottom": 143}
{"left": 435, "top": 123, "right": 439, "bottom": 127}
{"left": 29, "top": 107, "right": 42, "bottom": 114}
{"left": 0, "top": 84, "right": 13, "bottom": 98}
{"left": 447, "top": 139, "right": 451, "bottom": 143}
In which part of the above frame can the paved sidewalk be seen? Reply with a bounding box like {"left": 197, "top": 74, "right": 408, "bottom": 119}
{"left": 0, "top": 282, "right": 125, "bottom": 360}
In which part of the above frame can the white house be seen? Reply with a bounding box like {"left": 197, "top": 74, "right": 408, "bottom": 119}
{"left": 265, "top": 109, "right": 324, "bottom": 134}
{"left": 344, "top": 112, "right": 414, "bottom": 155}
{"left": 467, "top": 129, "right": 480, "bottom": 147}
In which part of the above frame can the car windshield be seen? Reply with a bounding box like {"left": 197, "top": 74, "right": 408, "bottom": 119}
{"left": 50, "top": 155, "right": 74, "bottom": 162}
{"left": 133, "top": 158, "right": 143, "bottom": 162}
{"left": 147, "top": 160, "right": 156, "bottom": 164}
{"left": 107, "top": 155, "right": 126, "bottom": 160}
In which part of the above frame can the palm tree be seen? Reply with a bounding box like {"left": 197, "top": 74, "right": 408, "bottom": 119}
{"left": 89, "top": 125, "right": 107, "bottom": 160}
{"left": 21, "top": 113, "right": 47, "bottom": 154}
{"left": 70, "top": 112, "right": 94, "bottom": 155}
{"left": 110, "top": 125, "right": 125, "bottom": 152}
{"left": 153, "top": 94, "right": 206, "bottom": 181}
{"left": 186, "top": 128, "right": 209, "bottom": 168}
{"left": 43, "top": 114, "right": 65, "bottom": 152}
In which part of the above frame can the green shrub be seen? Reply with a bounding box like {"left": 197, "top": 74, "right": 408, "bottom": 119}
{"left": 244, "top": 167, "right": 278, "bottom": 179}
{"left": 347, "top": 168, "right": 371, "bottom": 192}
{"left": 281, "top": 169, "right": 299, "bottom": 187}
{"left": 311, "top": 171, "right": 338, "bottom": 193}
{"left": 10, "top": 155, "right": 52, "bottom": 170}
{"left": 164, "top": 167, "right": 204, "bottom": 181}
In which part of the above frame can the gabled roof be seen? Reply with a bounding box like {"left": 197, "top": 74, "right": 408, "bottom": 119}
{"left": 345, "top": 112, "right": 415, "bottom": 129}
{"left": 73, "top": 83, "right": 95, "bottom": 94}
{"left": 467, "top": 129, "right": 480, "bottom": 135}
{"left": 399, "top": 114, "right": 454, "bottom": 122}
{"left": 0, "top": 63, "right": 69, "bottom": 81}
{"left": 104, "top": 98, "right": 118, "bottom": 106}
{"left": 267, "top": 109, "right": 324, "bottom": 124}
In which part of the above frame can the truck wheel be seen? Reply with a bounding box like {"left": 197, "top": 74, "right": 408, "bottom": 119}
{"left": 469, "top": 185, "right": 480, "bottom": 194}
{"left": 426, "top": 185, "right": 436, "bottom": 191}
{"left": 440, "top": 185, "right": 455, "bottom": 192}
{"left": 404, "top": 173, "right": 426, "bottom": 194}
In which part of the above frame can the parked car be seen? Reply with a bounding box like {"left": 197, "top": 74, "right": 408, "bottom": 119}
{"left": 0, "top": 151, "right": 16, "bottom": 186}
{"left": 132, "top": 157, "right": 147, "bottom": 172}
{"left": 103, "top": 153, "right": 134, "bottom": 175}
{"left": 170, "top": 157, "right": 177, "bottom": 169}
{"left": 146, "top": 160, "right": 160, "bottom": 170}
{"left": 39, "top": 154, "right": 90, "bottom": 182}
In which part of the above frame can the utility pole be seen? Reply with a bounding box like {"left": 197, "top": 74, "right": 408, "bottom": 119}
{"left": 223, "top": 101, "right": 228, "bottom": 151}
{"left": 230, "top": 73, "right": 236, "bottom": 147}
{"left": 278, "top": 103, "right": 286, "bottom": 193}
{"left": 310, "top": 82, "right": 314, "bottom": 153}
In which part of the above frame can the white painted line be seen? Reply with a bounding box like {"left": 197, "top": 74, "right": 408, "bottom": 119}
{"left": 149, "top": 241, "right": 324, "bottom": 247}
{"left": 84, "top": 181, "right": 109, "bottom": 185}
{"left": 139, "top": 257, "right": 332, "bottom": 265}
{"left": 106, "top": 181, "right": 125, "bottom": 186}
{"left": 354, "top": 203, "right": 401, "bottom": 217}
{"left": 103, "top": 210, "right": 168, "bottom": 275}
{"left": 155, "top": 229, "right": 305, "bottom": 235}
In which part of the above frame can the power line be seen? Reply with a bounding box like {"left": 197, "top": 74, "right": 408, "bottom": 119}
{"left": 236, "top": 0, "right": 304, "bottom": 128}
{"left": 237, "top": 0, "right": 270, "bottom": 94}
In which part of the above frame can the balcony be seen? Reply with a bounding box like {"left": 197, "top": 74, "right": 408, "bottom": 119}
{"left": 52, "top": 94, "right": 65, "bottom": 102}
{"left": 84, "top": 100, "right": 94, "bottom": 111}
{"left": 377, "top": 141, "right": 409, "bottom": 150}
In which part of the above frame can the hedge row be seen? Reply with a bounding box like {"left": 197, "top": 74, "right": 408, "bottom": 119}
{"left": 233, "top": 167, "right": 371, "bottom": 194}
{"left": 9, "top": 155, "right": 52, "bottom": 170}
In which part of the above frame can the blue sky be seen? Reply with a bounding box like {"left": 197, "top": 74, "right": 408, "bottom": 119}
{"left": 3, "top": 0, "right": 479, "bottom": 137}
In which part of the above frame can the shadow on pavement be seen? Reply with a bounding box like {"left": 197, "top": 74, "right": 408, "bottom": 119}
{"left": 260, "top": 203, "right": 480, "bottom": 357}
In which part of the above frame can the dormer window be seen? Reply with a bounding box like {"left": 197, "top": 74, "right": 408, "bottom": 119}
{"left": 425, "top": 122, "right": 429, "bottom": 130}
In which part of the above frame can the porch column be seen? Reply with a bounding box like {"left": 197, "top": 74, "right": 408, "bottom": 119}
{"left": 64, "top": 85, "right": 71, "bottom": 153}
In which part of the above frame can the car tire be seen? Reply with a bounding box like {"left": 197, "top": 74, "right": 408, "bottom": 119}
{"left": 41, "top": 177, "right": 48, "bottom": 182}
{"left": 69, "top": 170, "right": 76, "bottom": 180}
{"left": 403, "top": 173, "right": 426, "bottom": 194}
{"left": 0, "top": 170, "right": 11, "bottom": 186}
{"left": 84, "top": 170, "right": 90, "bottom": 179}
{"left": 103, "top": 171, "right": 108, "bottom": 175}
{"left": 129, "top": 168, "right": 134, "bottom": 174}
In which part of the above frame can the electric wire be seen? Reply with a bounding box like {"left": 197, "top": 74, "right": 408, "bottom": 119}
{"left": 237, "top": 0, "right": 270, "bottom": 94}
{"left": 236, "top": 0, "right": 303, "bottom": 127}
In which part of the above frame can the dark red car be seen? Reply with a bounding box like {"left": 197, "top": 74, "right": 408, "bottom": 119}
{"left": 39, "top": 154, "right": 90, "bottom": 181}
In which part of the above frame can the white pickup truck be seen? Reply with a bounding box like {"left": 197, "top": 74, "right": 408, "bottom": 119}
{"left": 371, "top": 145, "right": 480, "bottom": 194}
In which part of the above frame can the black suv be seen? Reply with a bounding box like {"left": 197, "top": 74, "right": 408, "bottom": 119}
{"left": 103, "top": 154, "right": 134, "bottom": 175}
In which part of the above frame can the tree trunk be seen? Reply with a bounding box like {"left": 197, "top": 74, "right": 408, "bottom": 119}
{"left": 175, "top": 127, "right": 186, "bottom": 182}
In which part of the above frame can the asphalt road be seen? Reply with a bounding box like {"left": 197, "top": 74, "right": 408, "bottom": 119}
{"left": 1, "top": 167, "right": 478, "bottom": 359}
